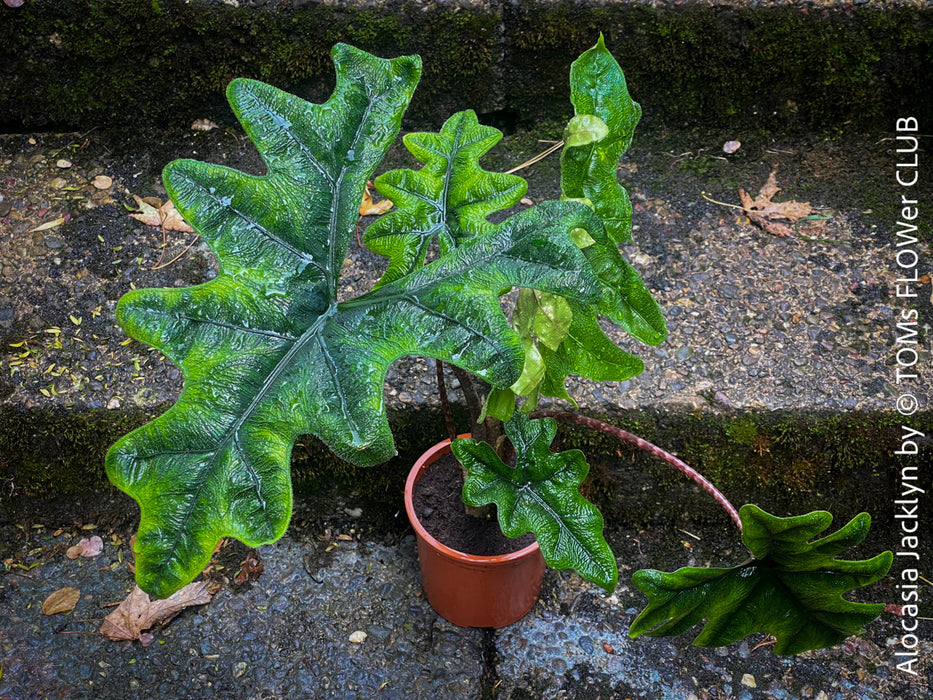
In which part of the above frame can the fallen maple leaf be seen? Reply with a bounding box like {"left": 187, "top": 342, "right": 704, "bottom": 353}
{"left": 129, "top": 195, "right": 195, "bottom": 233}
{"left": 66, "top": 535, "right": 103, "bottom": 560}
{"left": 738, "top": 171, "right": 814, "bottom": 237}
{"left": 43, "top": 587, "right": 81, "bottom": 615}
{"left": 99, "top": 581, "right": 214, "bottom": 642}
{"left": 359, "top": 181, "right": 393, "bottom": 217}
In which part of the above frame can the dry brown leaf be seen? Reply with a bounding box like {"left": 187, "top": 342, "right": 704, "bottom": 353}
{"left": 738, "top": 171, "right": 814, "bottom": 237}
{"left": 129, "top": 195, "right": 195, "bottom": 233}
{"left": 99, "top": 581, "right": 214, "bottom": 642}
{"left": 29, "top": 216, "right": 67, "bottom": 233}
{"left": 359, "top": 181, "right": 393, "bottom": 217}
{"left": 65, "top": 535, "right": 104, "bottom": 560}
{"left": 191, "top": 118, "right": 220, "bottom": 132}
{"left": 92, "top": 175, "right": 113, "bottom": 190}
{"left": 233, "top": 549, "right": 264, "bottom": 585}
{"left": 43, "top": 587, "right": 81, "bottom": 615}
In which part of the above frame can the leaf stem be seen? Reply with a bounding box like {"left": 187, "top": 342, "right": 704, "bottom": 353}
{"left": 531, "top": 410, "right": 742, "bottom": 530}
{"left": 505, "top": 140, "right": 564, "bottom": 175}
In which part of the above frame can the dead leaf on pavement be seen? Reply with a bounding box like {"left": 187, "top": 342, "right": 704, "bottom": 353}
{"left": 738, "top": 171, "right": 815, "bottom": 237}
{"left": 66, "top": 535, "right": 104, "bottom": 560}
{"left": 129, "top": 195, "right": 195, "bottom": 233}
{"left": 43, "top": 587, "right": 81, "bottom": 615}
{"left": 28, "top": 216, "right": 67, "bottom": 233}
{"left": 234, "top": 549, "right": 264, "bottom": 585}
{"left": 359, "top": 181, "right": 393, "bottom": 217}
{"left": 99, "top": 581, "right": 214, "bottom": 643}
{"left": 191, "top": 118, "right": 219, "bottom": 132}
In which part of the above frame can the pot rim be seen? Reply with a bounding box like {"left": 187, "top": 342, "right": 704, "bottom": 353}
{"left": 404, "top": 434, "right": 541, "bottom": 565}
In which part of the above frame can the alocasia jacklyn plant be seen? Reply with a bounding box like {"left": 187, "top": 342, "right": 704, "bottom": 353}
{"left": 107, "top": 38, "right": 892, "bottom": 654}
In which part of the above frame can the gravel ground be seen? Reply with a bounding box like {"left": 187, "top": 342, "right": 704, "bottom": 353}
{"left": 2, "top": 125, "right": 930, "bottom": 416}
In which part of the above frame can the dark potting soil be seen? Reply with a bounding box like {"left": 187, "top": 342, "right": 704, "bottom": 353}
{"left": 412, "top": 452, "right": 536, "bottom": 557}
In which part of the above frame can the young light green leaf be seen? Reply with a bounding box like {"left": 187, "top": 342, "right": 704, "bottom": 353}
{"left": 629, "top": 505, "right": 893, "bottom": 655}
{"left": 453, "top": 413, "right": 618, "bottom": 591}
{"left": 564, "top": 114, "right": 609, "bottom": 147}
{"left": 561, "top": 34, "right": 641, "bottom": 243}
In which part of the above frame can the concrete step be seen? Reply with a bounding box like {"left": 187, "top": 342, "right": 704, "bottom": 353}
{"left": 0, "top": 0, "right": 931, "bottom": 132}
{"left": 1, "top": 120, "right": 930, "bottom": 514}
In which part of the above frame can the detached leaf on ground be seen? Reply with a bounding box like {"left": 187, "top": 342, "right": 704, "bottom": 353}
{"left": 66, "top": 535, "right": 103, "bottom": 559}
{"left": 99, "top": 581, "right": 214, "bottom": 643}
{"left": 191, "top": 118, "right": 219, "bottom": 132}
{"left": 43, "top": 587, "right": 81, "bottom": 615}
{"left": 128, "top": 195, "right": 194, "bottom": 233}
{"left": 234, "top": 549, "right": 264, "bottom": 585}
{"left": 630, "top": 505, "right": 893, "bottom": 655}
{"left": 738, "top": 171, "right": 815, "bottom": 237}
{"left": 359, "top": 181, "right": 394, "bottom": 217}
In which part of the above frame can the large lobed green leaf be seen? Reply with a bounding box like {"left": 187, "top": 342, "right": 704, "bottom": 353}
{"left": 453, "top": 413, "right": 618, "bottom": 591}
{"left": 629, "top": 505, "right": 893, "bottom": 655}
{"left": 368, "top": 95, "right": 665, "bottom": 409}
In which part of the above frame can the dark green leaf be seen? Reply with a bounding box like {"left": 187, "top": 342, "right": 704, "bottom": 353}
{"left": 629, "top": 505, "right": 893, "bottom": 654}
{"left": 561, "top": 34, "right": 641, "bottom": 243}
{"left": 453, "top": 413, "right": 617, "bottom": 591}
{"left": 364, "top": 110, "right": 526, "bottom": 287}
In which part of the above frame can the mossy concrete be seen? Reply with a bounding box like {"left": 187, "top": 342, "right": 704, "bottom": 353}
{"left": 1, "top": 0, "right": 930, "bottom": 132}
{"left": 4, "top": 399, "right": 930, "bottom": 530}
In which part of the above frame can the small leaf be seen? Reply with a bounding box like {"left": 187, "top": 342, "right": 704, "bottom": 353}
{"left": 128, "top": 196, "right": 194, "bottom": 233}
{"left": 630, "top": 505, "right": 893, "bottom": 655}
{"left": 359, "top": 181, "right": 394, "bottom": 217}
{"left": 29, "top": 217, "right": 66, "bottom": 233}
{"left": 191, "top": 118, "right": 219, "bottom": 132}
{"left": 365, "top": 110, "right": 526, "bottom": 287}
{"left": 43, "top": 587, "right": 81, "bottom": 615}
{"left": 563, "top": 114, "right": 609, "bottom": 147}
{"left": 480, "top": 387, "right": 515, "bottom": 423}
{"left": 92, "top": 175, "right": 113, "bottom": 190}
{"left": 453, "top": 413, "right": 617, "bottom": 591}
{"left": 738, "top": 171, "right": 815, "bottom": 237}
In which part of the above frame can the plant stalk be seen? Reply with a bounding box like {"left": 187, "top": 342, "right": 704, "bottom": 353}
{"left": 435, "top": 360, "right": 458, "bottom": 444}
{"left": 531, "top": 410, "right": 742, "bottom": 530}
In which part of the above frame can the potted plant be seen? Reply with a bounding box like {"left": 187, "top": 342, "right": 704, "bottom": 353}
{"left": 107, "top": 39, "right": 892, "bottom": 654}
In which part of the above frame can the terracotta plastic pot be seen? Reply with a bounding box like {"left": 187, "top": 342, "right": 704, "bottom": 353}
{"left": 404, "top": 435, "right": 546, "bottom": 628}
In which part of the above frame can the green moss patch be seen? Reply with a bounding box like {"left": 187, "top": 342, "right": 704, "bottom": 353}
{"left": 1, "top": 1, "right": 929, "bottom": 132}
